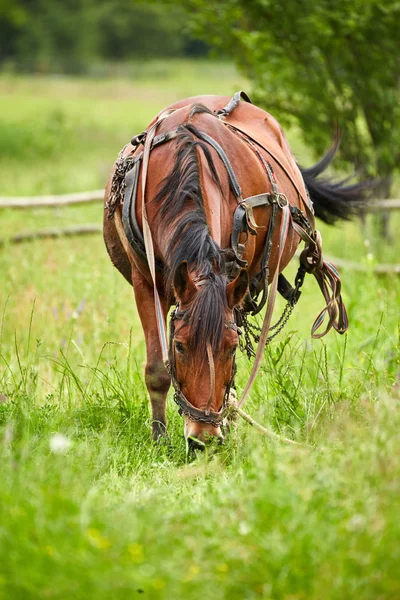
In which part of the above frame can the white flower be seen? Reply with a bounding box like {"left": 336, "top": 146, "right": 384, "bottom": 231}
{"left": 49, "top": 433, "right": 72, "bottom": 454}
{"left": 238, "top": 521, "right": 250, "bottom": 535}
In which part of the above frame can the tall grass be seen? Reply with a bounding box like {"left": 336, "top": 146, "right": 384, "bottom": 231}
{"left": 0, "top": 63, "right": 399, "bottom": 599}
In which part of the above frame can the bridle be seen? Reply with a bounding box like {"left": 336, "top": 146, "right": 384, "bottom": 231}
{"left": 167, "top": 279, "right": 242, "bottom": 428}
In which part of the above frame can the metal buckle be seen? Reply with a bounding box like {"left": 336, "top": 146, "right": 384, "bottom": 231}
{"left": 153, "top": 132, "right": 167, "bottom": 145}
{"left": 131, "top": 132, "right": 146, "bottom": 146}
{"left": 277, "top": 194, "right": 288, "bottom": 208}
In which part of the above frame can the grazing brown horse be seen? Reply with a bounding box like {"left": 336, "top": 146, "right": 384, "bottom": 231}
{"left": 103, "top": 92, "right": 364, "bottom": 447}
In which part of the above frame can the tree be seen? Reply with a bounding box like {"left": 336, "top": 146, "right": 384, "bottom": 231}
{"left": 0, "top": 1, "right": 208, "bottom": 72}
{"left": 178, "top": 0, "right": 400, "bottom": 226}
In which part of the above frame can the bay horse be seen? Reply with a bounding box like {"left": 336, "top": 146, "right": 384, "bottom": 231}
{"left": 103, "top": 92, "right": 364, "bottom": 448}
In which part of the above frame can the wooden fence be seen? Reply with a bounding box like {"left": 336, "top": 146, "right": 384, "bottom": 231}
{"left": 0, "top": 190, "right": 104, "bottom": 209}
{"left": 0, "top": 191, "right": 399, "bottom": 212}
{"left": 1, "top": 191, "right": 399, "bottom": 275}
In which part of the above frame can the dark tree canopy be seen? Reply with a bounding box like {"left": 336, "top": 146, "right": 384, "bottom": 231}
{"left": 0, "top": 0, "right": 208, "bottom": 73}
{"left": 178, "top": 0, "right": 400, "bottom": 190}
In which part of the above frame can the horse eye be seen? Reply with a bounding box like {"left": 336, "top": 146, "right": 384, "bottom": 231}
{"left": 175, "top": 341, "right": 185, "bottom": 355}
{"left": 229, "top": 345, "right": 238, "bottom": 357}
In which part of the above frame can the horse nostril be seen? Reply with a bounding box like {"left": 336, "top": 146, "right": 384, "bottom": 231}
{"left": 187, "top": 436, "right": 206, "bottom": 452}
{"left": 187, "top": 433, "right": 224, "bottom": 452}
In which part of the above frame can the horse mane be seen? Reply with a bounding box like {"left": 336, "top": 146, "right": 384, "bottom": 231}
{"left": 153, "top": 121, "right": 228, "bottom": 356}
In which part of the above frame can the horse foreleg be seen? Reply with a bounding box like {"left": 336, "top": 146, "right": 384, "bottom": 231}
{"left": 131, "top": 269, "right": 171, "bottom": 441}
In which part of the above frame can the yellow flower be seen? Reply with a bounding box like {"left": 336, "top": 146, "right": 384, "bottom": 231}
{"left": 128, "top": 543, "right": 144, "bottom": 563}
{"left": 44, "top": 545, "right": 56, "bottom": 557}
{"left": 183, "top": 563, "right": 200, "bottom": 582}
{"left": 216, "top": 563, "right": 229, "bottom": 573}
{"left": 86, "top": 527, "right": 111, "bottom": 550}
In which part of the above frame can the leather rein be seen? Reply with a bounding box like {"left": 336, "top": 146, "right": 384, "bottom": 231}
{"left": 108, "top": 91, "right": 349, "bottom": 428}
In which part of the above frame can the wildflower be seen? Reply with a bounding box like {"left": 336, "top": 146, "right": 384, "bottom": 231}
{"left": 49, "top": 433, "right": 72, "bottom": 454}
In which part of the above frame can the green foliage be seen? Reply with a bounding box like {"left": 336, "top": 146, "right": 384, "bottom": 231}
{"left": 0, "top": 0, "right": 207, "bottom": 73}
{"left": 178, "top": 0, "right": 400, "bottom": 183}
{"left": 96, "top": 2, "right": 193, "bottom": 61}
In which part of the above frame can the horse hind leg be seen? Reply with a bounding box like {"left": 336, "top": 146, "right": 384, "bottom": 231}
{"left": 103, "top": 206, "right": 170, "bottom": 439}
{"left": 131, "top": 268, "right": 171, "bottom": 441}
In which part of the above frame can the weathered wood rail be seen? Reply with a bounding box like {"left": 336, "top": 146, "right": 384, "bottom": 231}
{"left": 0, "top": 190, "right": 104, "bottom": 209}
{"left": 1, "top": 191, "right": 399, "bottom": 275}
{"left": 0, "top": 192, "right": 399, "bottom": 211}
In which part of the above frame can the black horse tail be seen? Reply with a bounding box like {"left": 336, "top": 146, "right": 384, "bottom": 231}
{"left": 300, "top": 143, "right": 370, "bottom": 225}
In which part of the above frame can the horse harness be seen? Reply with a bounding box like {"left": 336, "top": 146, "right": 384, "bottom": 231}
{"left": 106, "top": 91, "right": 349, "bottom": 428}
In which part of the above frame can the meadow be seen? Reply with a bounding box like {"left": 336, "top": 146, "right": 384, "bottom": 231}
{"left": 0, "top": 60, "right": 399, "bottom": 600}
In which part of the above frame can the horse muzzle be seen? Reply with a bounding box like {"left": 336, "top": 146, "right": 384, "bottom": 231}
{"left": 185, "top": 419, "right": 224, "bottom": 450}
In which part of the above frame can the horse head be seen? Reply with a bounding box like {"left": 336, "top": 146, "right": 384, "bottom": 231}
{"left": 171, "top": 261, "right": 248, "bottom": 448}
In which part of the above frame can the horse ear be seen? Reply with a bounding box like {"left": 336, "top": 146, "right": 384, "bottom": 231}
{"left": 226, "top": 268, "right": 249, "bottom": 309}
{"left": 173, "top": 261, "right": 197, "bottom": 304}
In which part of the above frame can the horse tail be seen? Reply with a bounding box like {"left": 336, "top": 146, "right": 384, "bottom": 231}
{"left": 300, "top": 143, "right": 370, "bottom": 225}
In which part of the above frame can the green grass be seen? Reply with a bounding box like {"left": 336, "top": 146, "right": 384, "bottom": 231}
{"left": 0, "top": 62, "right": 400, "bottom": 599}
{"left": 0, "top": 60, "right": 245, "bottom": 195}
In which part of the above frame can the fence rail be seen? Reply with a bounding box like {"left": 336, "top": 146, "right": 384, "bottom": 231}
{"left": 366, "top": 199, "right": 400, "bottom": 212}
{"left": 0, "top": 191, "right": 400, "bottom": 211}
{"left": 0, "top": 224, "right": 398, "bottom": 275}
{"left": 1, "top": 191, "right": 399, "bottom": 275}
{"left": 0, "top": 225, "right": 102, "bottom": 245}
{"left": 0, "top": 190, "right": 104, "bottom": 209}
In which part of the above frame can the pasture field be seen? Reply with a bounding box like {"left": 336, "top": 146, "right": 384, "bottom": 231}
{"left": 0, "top": 61, "right": 400, "bottom": 600}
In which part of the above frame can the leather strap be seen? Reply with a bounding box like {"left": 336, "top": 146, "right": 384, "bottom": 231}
{"left": 237, "top": 204, "right": 291, "bottom": 409}
{"left": 186, "top": 125, "right": 242, "bottom": 200}
{"left": 277, "top": 273, "right": 301, "bottom": 304}
{"left": 122, "top": 159, "right": 150, "bottom": 265}
{"left": 205, "top": 342, "right": 216, "bottom": 416}
{"left": 225, "top": 121, "right": 315, "bottom": 226}
{"left": 291, "top": 223, "right": 348, "bottom": 337}
{"left": 140, "top": 110, "right": 175, "bottom": 366}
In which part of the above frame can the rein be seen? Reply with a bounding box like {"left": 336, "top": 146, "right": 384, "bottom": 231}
{"left": 112, "top": 91, "right": 349, "bottom": 430}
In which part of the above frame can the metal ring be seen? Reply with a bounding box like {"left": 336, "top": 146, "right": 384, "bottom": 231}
{"left": 277, "top": 194, "right": 288, "bottom": 208}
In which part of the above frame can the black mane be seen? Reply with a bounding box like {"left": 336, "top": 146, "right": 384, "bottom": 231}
{"left": 153, "top": 123, "right": 227, "bottom": 355}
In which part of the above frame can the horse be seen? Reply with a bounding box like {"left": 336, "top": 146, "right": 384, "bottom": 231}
{"left": 103, "top": 92, "right": 365, "bottom": 448}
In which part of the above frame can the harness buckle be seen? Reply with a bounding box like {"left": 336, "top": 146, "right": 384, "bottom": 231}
{"left": 241, "top": 202, "right": 265, "bottom": 234}
{"left": 271, "top": 193, "right": 288, "bottom": 208}
{"left": 131, "top": 132, "right": 146, "bottom": 146}
{"left": 277, "top": 194, "right": 288, "bottom": 208}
